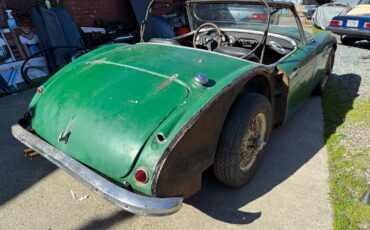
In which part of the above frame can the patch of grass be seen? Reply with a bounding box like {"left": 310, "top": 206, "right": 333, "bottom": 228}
{"left": 313, "top": 27, "right": 325, "bottom": 35}
{"left": 322, "top": 80, "right": 370, "bottom": 229}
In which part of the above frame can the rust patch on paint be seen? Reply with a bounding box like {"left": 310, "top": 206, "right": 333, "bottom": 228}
{"left": 156, "top": 74, "right": 179, "bottom": 92}
{"left": 277, "top": 68, "right": 289, "bottom": 87}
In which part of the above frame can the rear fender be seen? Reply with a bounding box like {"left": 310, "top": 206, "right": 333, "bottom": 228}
{"left": 152, "top": 66, "right": 274, "bottom": 198}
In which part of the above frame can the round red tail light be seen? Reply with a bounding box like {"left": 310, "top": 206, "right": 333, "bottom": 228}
{"left": 37, "top": 87, "right": 44, "bottom": 95}
{"left": 135, "top": 168, "right": 148, "bottom": 183}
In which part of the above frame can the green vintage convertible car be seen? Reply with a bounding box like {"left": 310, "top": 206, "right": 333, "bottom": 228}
{"left": 12, "top": 0, "right": 336, "bottom": 216}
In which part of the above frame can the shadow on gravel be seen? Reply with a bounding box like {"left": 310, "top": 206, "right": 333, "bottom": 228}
{"left": 187, "top": 73, "right": 361, "bottom": 225}
{"left": 340, "top": 41, "right": 370, "bottom": 51}
{"left": 321, "top": 73, "right": 362, "bottom": 139}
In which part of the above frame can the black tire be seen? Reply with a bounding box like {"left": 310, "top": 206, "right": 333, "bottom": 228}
{"left": 313, "top": 49, "right": 335, "bottom": 95}
{"left": 213, "top": 93, "right": 272, "bottom": 188}
{"left": 341, "top": 36, "right": 357, "bottom": 46}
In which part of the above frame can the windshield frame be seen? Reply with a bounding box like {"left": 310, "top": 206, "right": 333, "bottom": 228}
{"left": 185, "top": 0, "right": 308, "bottom": 44}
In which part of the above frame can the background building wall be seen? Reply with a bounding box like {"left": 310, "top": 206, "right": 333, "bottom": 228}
{"left": 60, "top": 0, "right": 136, "bottom": 26}
{"left": 0, "top": 0, "right": 136, "bottom": 27}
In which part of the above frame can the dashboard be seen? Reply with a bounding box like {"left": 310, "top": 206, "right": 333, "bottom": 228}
{"left": 221, "top": 31, "right": 296, "bottom": 55}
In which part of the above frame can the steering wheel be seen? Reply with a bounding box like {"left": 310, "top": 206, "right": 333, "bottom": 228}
{"left": 193, "top": 22, "right": 223, "bottom": 51}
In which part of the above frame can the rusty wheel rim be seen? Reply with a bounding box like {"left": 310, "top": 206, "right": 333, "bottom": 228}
{"left": 240, "top": 113, "right": 267, "bottom": 172}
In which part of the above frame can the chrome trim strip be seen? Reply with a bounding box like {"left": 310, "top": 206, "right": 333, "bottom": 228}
{"left": 88, "top": 59, "right": 190, "bottom": 91}
{"left": 11, "top": 124, "right": 183, "bottom": 216}
{"left": 288, "top": 68, "right": 299, "bottom": 79}
{"left": 143, "top": 42, "right": 252, "bottom": 63}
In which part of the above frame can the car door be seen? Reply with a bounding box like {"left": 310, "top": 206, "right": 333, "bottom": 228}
{"left": 276, "top": 6, "right": 319, "bottom": 120}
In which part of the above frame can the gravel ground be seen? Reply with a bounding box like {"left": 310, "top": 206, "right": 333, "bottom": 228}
{"left": 332, "top": 42, "right": 370, "bottom": 95}
{"left": 331, "top": 42, "right": 370, "bottom": 151}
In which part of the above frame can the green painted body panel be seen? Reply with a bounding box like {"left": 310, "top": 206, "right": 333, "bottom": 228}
{"left": 278, "top": 32, "right": 336, "bottom": 120}
{"left": 30, "top": 43, "right": 256, "bottom": 185}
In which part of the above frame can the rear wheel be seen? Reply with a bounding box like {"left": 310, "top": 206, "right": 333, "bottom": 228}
{"left": 313, "top": 49, "right": 335, "bottom": 95}
{"left": 341, "top": 36, "right": 357, "bottom": 46}
{"left": 213, "top": 93, "right": 272, "bottom": 187}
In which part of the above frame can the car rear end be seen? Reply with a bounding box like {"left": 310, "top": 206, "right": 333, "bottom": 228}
{"left": 327, "top": 15, "right": 370, "bottom": 39}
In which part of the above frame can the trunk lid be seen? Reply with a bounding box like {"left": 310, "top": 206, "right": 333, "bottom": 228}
{"left": 31, "top": 59, "right": 189, "bottom": 178}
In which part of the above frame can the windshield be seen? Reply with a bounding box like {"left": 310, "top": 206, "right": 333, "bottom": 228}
{"left": 188, "top": 3, "right": 270, "bottom": 29}
{"left": 187, "top": 3, "right": 305, "bottom": 41}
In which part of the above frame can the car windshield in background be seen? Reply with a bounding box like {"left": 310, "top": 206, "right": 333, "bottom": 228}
{"left": 188, "top": 3, "right": 269, "bottom": 29}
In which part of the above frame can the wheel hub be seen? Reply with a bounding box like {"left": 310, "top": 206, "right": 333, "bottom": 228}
{"left": 240, "top": 113, "right": 267, "bottom": 172}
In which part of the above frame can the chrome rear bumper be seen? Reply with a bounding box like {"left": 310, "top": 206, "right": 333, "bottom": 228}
{"left": 326, "top": 26, "right": 370, "bottom": 39}
{"left": 11, "top": 124, "right": 183, "bottom": 216}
